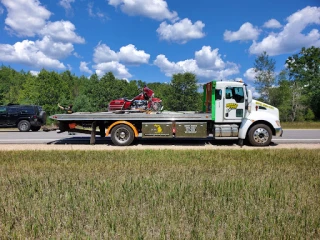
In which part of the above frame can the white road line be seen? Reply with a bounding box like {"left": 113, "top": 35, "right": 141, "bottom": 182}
{"left": 0, "top": 139, "right": 60, "bottom": 142}
{"left": 273, "top": 139, "right": 320, "bottom": 141}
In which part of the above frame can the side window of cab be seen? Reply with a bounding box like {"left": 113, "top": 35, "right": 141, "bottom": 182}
{"left": 215, "top": 89, "right": 222, "bottom": 100}
{"left": 225, "top": 87, "right": 244, "bottom": 103}
{"left": 225, "top": 87, "right": 233, "bottom": 99}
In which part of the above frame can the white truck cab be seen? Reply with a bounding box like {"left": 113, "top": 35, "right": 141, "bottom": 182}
{"left": 203, "top": 80, "right": 283, "bottom": 146}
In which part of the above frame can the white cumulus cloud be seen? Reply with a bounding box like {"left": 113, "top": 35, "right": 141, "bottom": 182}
{"left": 59, "top": 0, "right": 75, "bottom": 11}
{"left": 1, "top": 0, "right": 84, "bottom": 43}
{"left": 93, "top": 43, "right": 150, "bottom": 65}
{"left": 0, "top": 0, "right": 85, "bottom": 71}
{"left": 263, "top": 19, "right": 282, "bottom": 29}
{"left": 0, "top": 40, "right": 65, "bottom": 69}
{"left": 108, "top": 0, "right": 178, "bottom": 21}
{"left": 118, "top": 44, "right": 150, "bottom": 65}
{"left": 93, "top": 61, "right": 132, "bottom": 79}
{"left": 157, "top": 18, "right": 205, "bottom": 43}
{"left": 30, "top": 70, "right": 40, "bottom": 76}
{"left": 36, "top": 36, "right": 74, "bottom": 59}
{"left": 40, "top": 21, "right": 85, "bottom": 44}
{"left": 93, "top": 44, "right": 118, "bottom": 63}
{"left": 1, "top": 0, "right": 51, "bottom": 37}
{"left": 93, "top": 43, "right": 119, "bottom": 63}
{"left": 92, "top": 43, "right": 150, "bottom": 79}
{"left": 154, "top": 47, "right": 239, "bottom": 80}
{"left": 224, "top": 22, "right": 260, "bottom": 42}
{"left": 243, "top": 68, "right": 256, "bottom": 81}
{"left": 195, "top": 46, "right": 225, "bottom": 70}
{"left": 249, "top": 6, "right": 320, "bottom": 56}
{"left": 80, "top": 61, "right": 93, "bottom": 75}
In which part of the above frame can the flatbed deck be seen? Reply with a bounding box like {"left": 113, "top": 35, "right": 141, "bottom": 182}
{"left": 51, "top": 111, "right": 212, "bottom": 121}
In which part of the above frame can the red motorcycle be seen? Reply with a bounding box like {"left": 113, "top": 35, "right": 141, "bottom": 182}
{"left": 108, "top": 86, "right": 163, "bottom": 112}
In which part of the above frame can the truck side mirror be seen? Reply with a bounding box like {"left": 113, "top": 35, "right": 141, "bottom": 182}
{"left": 247, "top": 90, "right": 252, "bottom": 103}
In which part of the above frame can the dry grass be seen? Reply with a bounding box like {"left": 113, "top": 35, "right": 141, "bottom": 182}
{"left": 0, "top": 149, "right": 319, "bottom": 239}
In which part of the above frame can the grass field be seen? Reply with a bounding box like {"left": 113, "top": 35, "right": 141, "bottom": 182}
{"left": 281, "top": 121, "right": 320, "bottom": 129}
{"left": 0, "top": 149, "right": 319, "bottom": 239}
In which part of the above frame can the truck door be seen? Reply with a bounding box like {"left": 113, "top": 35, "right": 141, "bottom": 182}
{"left": 224, "top": 86, "right": 245, "bottom": 121}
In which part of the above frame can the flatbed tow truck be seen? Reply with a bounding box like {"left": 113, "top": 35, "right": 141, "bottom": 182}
{"left": 50, "top": 80, "right": 283, "bottom": 146}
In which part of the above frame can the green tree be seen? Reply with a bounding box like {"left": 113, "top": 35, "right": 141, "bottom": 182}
{"left": 82, "top": 73, "right": 100, "bottom": 111}
{"left": 60, "top": 70, "right": 77, "bottom": 101}
{"left": 123, "top": 80, "right": 140, "bottom": 99}
{"left": 254, "top": 52, "right": 276, "bottom": 104}
{"left": 98, "top": 72, "right": 118, "bottom": 110}
{"left": 274, "top": 70, "right": 305, "bottom": 122}
{"left": 286, "top": 46, "right": 320, "bottom": 119}
{"left": 166, "top": 73, "right": 201, "bottom": 111}
{"left": 0, "top": 66, "right": 27, "bottom": 104}
{"left": 18, "top": 72, "right": 40, "bottom": 104}
{"left": 73, "top": 95, "right": 94, "bottom": 112}
{"left": 148, "top": 82, "right": 171, "bottom": 110}
{"left": 36, "top": 70, "right": 68, "bottom": 115}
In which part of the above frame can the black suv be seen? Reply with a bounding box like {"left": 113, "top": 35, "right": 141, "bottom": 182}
{"left": 0, "top": 104, "right": 46, "bottom": 132}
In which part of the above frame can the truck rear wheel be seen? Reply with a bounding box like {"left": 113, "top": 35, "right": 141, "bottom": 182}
{"left": 111, "top": 124, "right": 135, "bottom": 146}
{"left": 248, "top": 124, "right": 272, "bottom": 146}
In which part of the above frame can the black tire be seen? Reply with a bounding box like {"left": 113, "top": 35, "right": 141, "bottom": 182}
{"left": 110, "top": 124, "right": 135, "bottom": 146}
{"left": 247, "top": 124, "right": 272, "bottom": 146}
{"left": 39, "top": 111, "right": 46, "bottom": 124}
{"left": 18, "top": 120, "right": 31, "bottom": 132}
{"left": 31, "top": 126, "right": 41, "bottom": 132}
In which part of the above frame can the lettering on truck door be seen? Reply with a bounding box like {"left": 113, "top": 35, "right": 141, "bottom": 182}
{"left": 224, "top": 86, "right": 245, "bottom": 121}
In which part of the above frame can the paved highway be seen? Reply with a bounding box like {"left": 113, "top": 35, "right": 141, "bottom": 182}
{"left": 0, "top": 129, "right": 319, "bottom": 145}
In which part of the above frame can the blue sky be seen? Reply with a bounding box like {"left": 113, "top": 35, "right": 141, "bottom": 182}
{"left": 0, "top": 0, "right": 319, "bottom": 89}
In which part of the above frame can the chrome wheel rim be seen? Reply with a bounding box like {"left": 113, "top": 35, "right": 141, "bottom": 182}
{"left": 20, "top": 122, "right": 29, "bottom": 131}
{"left": 115, "top": 128, "right": 130, "bottom": 143}
{"left": 253, "top": 128, "right": 269, "bottom": 144}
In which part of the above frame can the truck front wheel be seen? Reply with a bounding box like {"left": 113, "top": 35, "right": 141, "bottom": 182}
{"left": 248, "top": 124, "right": 272, "bottom": 146}
{"left": 111, "top": 124, "right": 135, "bottom": 146}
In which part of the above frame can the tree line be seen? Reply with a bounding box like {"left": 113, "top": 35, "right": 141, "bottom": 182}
{"left": 0, "top": 68, "right": 202, "bottom": 117}
{"left": 254, "top": 46, "right": 320, "bottom": 121}
{"left": 0, "top": 46, "right": 319, "bottom": 121}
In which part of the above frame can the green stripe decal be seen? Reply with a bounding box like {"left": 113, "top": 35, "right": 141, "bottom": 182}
{"left": 212, "top": 81, "right": 216, "bottom": 121}
{"left": 202, "top": 84, "right": 207, "bottom": 112}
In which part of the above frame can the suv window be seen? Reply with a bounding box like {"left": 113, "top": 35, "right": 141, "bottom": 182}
{"left": 7, "top": 107, "right": 20, "bottom": 114}
{"left": 20, "top": 106, "right": 36, "bottom": 114}
{"left": 0, "top": 106, "right": 6, "bottom": 113}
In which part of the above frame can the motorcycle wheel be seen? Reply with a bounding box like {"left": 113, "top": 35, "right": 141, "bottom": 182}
{"left": 151, "top": 102, "right": 162, "bottom": 112}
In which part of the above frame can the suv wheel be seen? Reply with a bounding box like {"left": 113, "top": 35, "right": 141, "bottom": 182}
{"left": 31, "top": 126, "right": 41, "bottom": 131}
{"left": 18, "top": 120, "right": 31, "bottom": 132}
